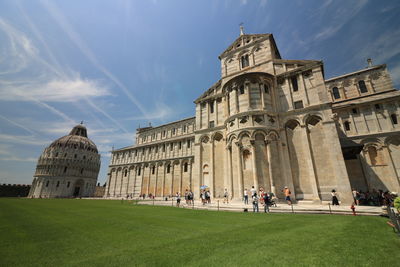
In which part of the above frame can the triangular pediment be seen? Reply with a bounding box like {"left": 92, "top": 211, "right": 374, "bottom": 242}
{"left": 219, "top": 33, "right": 272, "bottom": 59}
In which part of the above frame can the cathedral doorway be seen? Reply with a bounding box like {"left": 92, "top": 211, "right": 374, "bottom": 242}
{"left": 74, "top": 179, "right": 84, "bottom": 197}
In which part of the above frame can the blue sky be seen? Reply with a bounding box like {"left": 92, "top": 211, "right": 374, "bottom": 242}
{"left": 0, "top": 0, "right": 399, "bottom": 185}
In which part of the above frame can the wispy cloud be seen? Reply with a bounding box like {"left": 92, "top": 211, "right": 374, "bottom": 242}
{"left": 0, "top": 134, "right": 49, "bottom": 146}
{"left": 40, "top": 0, "right": 150, "bottom": 119}
{"left": 313, "top": 0, "right": 368, "bottom": 41}
{"left": 0, "top": 76, "right": 110, "bottom": 102}
{"left": 0, "top": 114, "right": 36, "bottom": 135}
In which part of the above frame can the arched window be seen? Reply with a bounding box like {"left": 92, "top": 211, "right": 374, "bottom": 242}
{"left": 67, "top": 181, "right": 70, "bottom": 188}
{"left": 56, "top": 181, "right": 60, "bottom": 187}
{"left": 241, "top": 54, "right": 249, "bottom": 68}
{"left": 358, "top": 80, "right": 368, "bottom": 93}
{"left": 81, "top": 168, "right": 84, "bottom": 174}
{"left": 344, "top": 121, "right": 350, "bottom": 131}
{"left": 263, "top": 84, "right": 270, "bottom": 94}
{"left": 391, "top": 114, "right": 398, "bottom": 125}
{"left": 152, "top": 166, "right": 155, "bottom": 175}
{"left": 124, "top": 169, "right": 128, "bottom": 177}
{"left": 46, "top": 181, "right": 49, "bottom": 187}
{"left": 184, "top": 162, "right": 188, "bottom": 172}
{"left": 239, "top": 85, "right": 245, "bottom": 94}
{"left": 64, "top": 166, "right": 67, "bottom": 173}
{"left": 137, "top": 167, "right": 141, "bottom": 176}
{"left": 332, "top": 87, "right": 340, "bottom": 99}
{"left": 167, "top": 164, "right": 171, "bottom": 174}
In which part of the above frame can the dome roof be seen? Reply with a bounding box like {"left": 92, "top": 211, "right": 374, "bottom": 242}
{"left": 49, "top": 124, "right": 98, "bottom": 153}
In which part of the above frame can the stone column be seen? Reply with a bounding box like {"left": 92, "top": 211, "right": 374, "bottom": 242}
{"left": 189, "top": 160, "right": 193, "bottom": 191}
{"left": 250, "top": 140, "right": 259, "bottom": 191}
{"left": 302, "top": 125, "right": 321, "bottom": 202}
{"left": 235, "top": 142, "right": 244, "bottom": 199}
{"left": 154, "top": 163, "right": 159, "bottom": 197}
{"left": 215, "top": 99, "right": 218, "bottom": 125}
{"left": 235, "top": 88, "right": 239, "bottom": 113}
{"left": 299, "top": 73, "right": 310, "bottom": 106}
{"left": 371, "top": 106, "right": 382, "bottom": 131}
{"left": 246, "top": 82, "right": 251, "bottom": 110}
{"left": 113, "top": 169, "right": 118, "bottom": 197}
{"left": 266, "top": 140, "right": 276, "bottom": 195}
{"left": 225, "top": 94, "right": 230, "bottom": 118}
{"left": 179, "top": 160, "right": 183, "bottom": 194}
{"left": 170, "top": 163, "right": 175, "bottom": 196}
{"left": 210, "top": 137, "right": 215, "bottom": 197}
{"left": 260, "top": 84, "right": 265, "bottom": 110}
{"left": 162, "top": 163, "right": 166, "bottom": 197}
{"left": 383, "top": 146, "right": 400, "bottom": 190}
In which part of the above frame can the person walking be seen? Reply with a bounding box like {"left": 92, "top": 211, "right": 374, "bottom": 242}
{"left": 252, "top": 193, "right": 259, "bottom": 212}
{"left": 223, "top": 188, "right": 229, "bottom": 204}
{"left": 282, "top": 186, "right": 292, "bottom": 205}
{"left": 244, "top": 189, "right": 249, "bottom": 204}
{"left": 331, "top": 189, "right": 340, "bottom": 205}
{"left": 263, "top": 192, "right": 270, "bottom": 213}
{"left": 176, "top": 192, "right": 181, "bottom": 207}
{"left": 250, "top": 186, "right": 257, "bottom": 197}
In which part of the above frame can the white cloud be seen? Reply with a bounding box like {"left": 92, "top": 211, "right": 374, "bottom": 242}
{"left": 0, "top": 134, "right": 49, "bottom": 146}
{"left": 0, "top": 76, "right": 110, "bottom": 102}
{"left": 313, "top": 0, "right": 368, "bottom": 41}
{"left": 0, "top": 156, "right": 37, "bottom": 162}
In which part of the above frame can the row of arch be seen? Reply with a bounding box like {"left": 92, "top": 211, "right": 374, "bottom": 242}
{"left": 106, "top": 158, "right": 194, "bottom": 198}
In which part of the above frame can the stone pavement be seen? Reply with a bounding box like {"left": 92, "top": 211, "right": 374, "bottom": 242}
{"left": 134, "top": 198, "right": 384, "bottom": 216}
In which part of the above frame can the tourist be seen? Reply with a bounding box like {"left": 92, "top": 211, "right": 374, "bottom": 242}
{"left": 223, "top": 188, "right": 229, "bottom": 204}
{"left": 352, "top": 188, "right": 360, "bottom": 205}
{"left": 189, "top": 190, "right": 194, "bottom": 204}
{"left": 250, "top": 186, "right": 257, "bottom": 197}
{"left": 201, "top": 190, "right": 206, "bottom": 205}
{"left": 184, "top": 189, "right": 189, "bottom": 204}
{"left": 263, "top": 192, "right": 270, "bottom": 213}
{"left": 176, "top": 192, "right": 181, "bottom": 207}
{"left": 252, "top": 193, "right": 259, "bottom": 212}
{"left": 244, "top": 188, "right": 249, "bottom": 204}
{"left": 206, "top": 190, "right": 211, "bottom": 204}
{"left": 282, "top": 186, "right": 292, "bottom": 205}
{"left": 331, "top": 189, "right": 339, "bottom": 205}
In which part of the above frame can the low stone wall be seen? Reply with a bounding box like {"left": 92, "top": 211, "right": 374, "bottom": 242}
{"left": 0, "top": 184, "right": 31, "bottom": 197}
{"left": 93, "top": 186, "right": 105, "bottom": 197}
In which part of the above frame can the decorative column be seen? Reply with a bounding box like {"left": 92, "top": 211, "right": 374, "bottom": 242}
{"left": 260, "top": 84, "right": 265, "bottom": 109}
{"left": 179, "top": 160, "right": 183, "bottom": 194}
{"left": 246, "top": 82, "right": 251, "bottom": 110}
{"left": 210, "top": 137, "right": 215, "bottom": 197}
{"left": 235, "top": 142, "right": 244, "bottom": 199}
{"left": 266, "top": 140, "right": 276, "bottom": 195}
{"left": 371, "top": 105, "right": 382, "bottom": 131}
{"left": 162, "top": 163, "right": 166, "bottom": 197}
{"left": 170, "top": 162, "right": 175, "bottom": 196}
{"left": 154, "top": 163, "right": 159, "bottom": 197}
{"left": 302, "top": 125, "right": 321, "bottom": 202}
{"left": 215, "top": 99, "right": 218, "bottom": 125}
{"left": 113, "top": 169, "right": 118, "bottom": 197}
{"left": 235, "top": 88, "right": 239, "bottom": 113}
{"left": 189, "top": 160, "right": 193, "bottom": 191}
{"left": 299, "top": 73, "right": 310, "bottom": 106}
{"left": 250, "top": 140, "right": 259, "bottom": 191}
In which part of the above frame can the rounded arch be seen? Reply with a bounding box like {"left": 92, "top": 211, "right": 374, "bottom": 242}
{"left": 303, "top": 113, "right": 324, "bottom": 125}
{"left": 116, "top": 167, "right": 122, "bottom": 172}
{"left": 211, "top": 131, "right": 224, "bottom": 141}
{"left": 227, "top": 134, "right": 238, "bottom": 146}
{"left": 237, "top": 49, "right": 250, "bottom": 59}
{"left": 267, "top": 130, "right": 280, "bottom": 141}
{"left": 384, "top": 135, "right": 400, "bottom": 146}
{"left": 251, "top": 129, "right": 268, "bottom": 140}
{"left": 237, "top": 130, "right": 251, "bottom": 140}
{"left": 222, "top": 72, "right": 275, "bottom": 94}
{"left": 285, "top": 119, "right": 301, "bottom": 130}
{"left": 200, "top": 135, "right": 210, "bottom": 143}
{"left": 360, "top": 137, "right": 382, "bottom": 146}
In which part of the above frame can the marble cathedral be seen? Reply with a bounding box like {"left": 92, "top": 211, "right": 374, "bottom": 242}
{"left": 105, "top": 30, "right": 400, "bottom": 204}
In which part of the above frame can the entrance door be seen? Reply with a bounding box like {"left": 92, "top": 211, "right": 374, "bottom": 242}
{"left": 73, "top": 186, "right": 80, "bottom": 197}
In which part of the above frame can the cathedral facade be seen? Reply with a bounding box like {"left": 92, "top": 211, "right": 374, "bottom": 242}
{"left": 105, "top": 32, "right": 400, "bottom": 204}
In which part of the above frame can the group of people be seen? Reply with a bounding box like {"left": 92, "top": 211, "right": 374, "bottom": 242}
{"left": 352, "top": 188, "right": 398, "bottom": 207}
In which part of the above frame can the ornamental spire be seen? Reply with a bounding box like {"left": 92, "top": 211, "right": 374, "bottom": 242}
{"left": 239, "top": 22, "right": 244, "bottom": 36}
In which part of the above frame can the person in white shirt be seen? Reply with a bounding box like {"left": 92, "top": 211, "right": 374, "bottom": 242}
{"left": 244, "top": 189, "right": 249, "bottom": 204}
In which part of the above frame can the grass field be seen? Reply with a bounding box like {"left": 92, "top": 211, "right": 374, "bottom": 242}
{"left": 0, "top": 199, "right": 399, "bottom": 267}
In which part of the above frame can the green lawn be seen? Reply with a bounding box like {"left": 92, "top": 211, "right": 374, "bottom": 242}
{"left": 0, "top": 199, "right": 399, "bottom": 267}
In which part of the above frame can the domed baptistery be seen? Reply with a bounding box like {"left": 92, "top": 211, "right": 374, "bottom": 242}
{"left": 28, "top": 124, "right": 101, "bottom": 198}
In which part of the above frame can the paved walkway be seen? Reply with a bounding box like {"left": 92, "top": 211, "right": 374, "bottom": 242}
{"left": 134, "top": 199, "right": 384, "bottom": 216}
